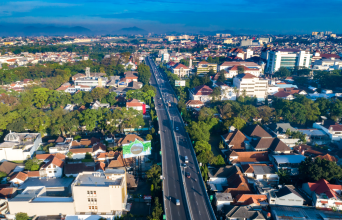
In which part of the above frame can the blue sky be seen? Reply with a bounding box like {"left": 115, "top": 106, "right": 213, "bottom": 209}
{"left": 1, "top": 0, "right": 342, "bottom": 34}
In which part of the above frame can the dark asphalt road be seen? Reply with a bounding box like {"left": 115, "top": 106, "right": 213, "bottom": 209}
{"left": 146, "top": 58, "right": 189, "bottom": 220}
{"left": 146, "top": 57, "right": 216, "bottom": 220}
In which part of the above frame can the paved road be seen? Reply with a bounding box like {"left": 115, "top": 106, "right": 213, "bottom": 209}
{"left": 146, "top": 57, "right": 216, "bottom": 220}
{"left": 146, "top": 58, "right": 190, "bottom": 220}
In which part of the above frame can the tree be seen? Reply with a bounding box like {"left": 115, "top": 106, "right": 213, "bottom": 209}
{"left": 237, "top": 66, "right": 245, "bottom": 74}
{"left": 0, "top": 171, "right": 7, "bottom": 178}
{"left": 224, "top": 117, "right": 246, "bottom": 131}
{"left": 276, "top": 169, "right": 290, "bottom": 185}
{"left": 208, "top": 69, "right": 215, "bottom": 76}
{"left": 210, "top": 87, "right": 221, "bottom": 101}
{"left": 150, "top": 197, "right": 163, "bottom": 220}
{"left": 214, "top": 155, "right": 226, "bottom": 166}
{"left": 91, "top": 87, "right": 109, "bottom": 102}
{"left": 67, "top": 151, "right": 73, "bottom": 159}
{"left": 274, "top": 67, "right": 291, "bottom": 78}
{"left": 15, "top": 212, "right": 29, "bottom": 220}
{"left": 217, "top": 70, "right": 226, "bottom": 83}
{"left": 85, "top": 152, "right": 92, "bottom": 160}
{"left": 194, "top": 140, "right": 211, "bottom": 154}
{"left": 299, "top": 157, "right": 342, "bottom": 182}
{"left": 219, "top": 141, "right": 224, "bottom": 149}
{"left": 186, "top": 121, "right": 211, "bottom": 142}
{"left": 24, "top": 158, "right": 39, "bottom": 170}
{"left": 137, "top": 63, "right": 151, "bottom": 85}
{"left": 105, "top": 92, "right": 117, "bottom": 106}
{"left": 146, "top": 134, "right": 153, "bottom": 141}
{"left": 32, "top": 88, "right": 49, "bottom": 108}
{"left": 31, "top": 164, "right": 40, "bottom": 171}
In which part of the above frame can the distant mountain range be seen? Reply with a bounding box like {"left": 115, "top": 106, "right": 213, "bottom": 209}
{"left": 114, "top": 26, "right": 148, "bottom": 34}
{"left": 0, "top": 25, "right": 92, "bottom": 36}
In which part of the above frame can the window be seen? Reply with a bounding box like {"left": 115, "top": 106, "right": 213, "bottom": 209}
{"left": 91, "top": 198, "right": 93, "bottom": 202}
{"left": 94, "top": 191, "right": 96, "bottom": 195}
{"left": 54, "top": 171, "right": 57, "bottom": 173}
{"left": 89, "top": 206, "right": 91, "bottom": 209}
{"left": 94, "top": 198, "right": 97, "bottom": 203}
{"left": 88, "top": 198, "right": 90, "bottom": 202}
{"left": 87, "top": 191, "right": 90, "bottom": 194}
{"left": 92, "top": 206, "right": 94, "bottom": 209}
{"left": 91, "top": 191, "right": 93, "bottom": 194}
{"left": 49, "top": 171, "right": 52, "bottom": 173}
{"left": 95, "top": 206, "right": 97, "bottom": 210}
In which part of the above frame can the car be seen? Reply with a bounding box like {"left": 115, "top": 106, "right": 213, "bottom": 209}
{"left": 186, "top": 172, "right": 191, "bottom": 178}
{"left": 182, "top": 163, "right": 187, "bottom": 167}
{"left": 175, "top": 127, "right": 179, "bottom": 131}
{"left": 176, "top": 199, "right": 180, "bottom": 206}
{"left": 185, "top": 156, "right": 188, "bottom": 163}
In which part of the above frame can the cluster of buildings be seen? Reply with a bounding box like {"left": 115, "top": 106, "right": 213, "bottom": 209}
{"left": 205, "top": 123, "right": 342, "bottom": 219}
{"left": 0, "top": 132, "right": 153, "bottom": 219}
{"left": 0, "top": 51, "right": 86, "bottom": 68}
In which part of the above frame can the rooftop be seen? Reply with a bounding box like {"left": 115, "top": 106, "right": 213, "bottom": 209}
{"left": 74, "top": 171, "right": 124, "bottom": 187}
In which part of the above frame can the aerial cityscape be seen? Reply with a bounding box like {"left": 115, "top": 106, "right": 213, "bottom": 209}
{"left": 1, "top": 1, "right": 342, "bottom": 220}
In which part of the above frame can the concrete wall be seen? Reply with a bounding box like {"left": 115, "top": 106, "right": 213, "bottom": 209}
{"left": 8, "top": 200, "right": 75, "bottom": 216}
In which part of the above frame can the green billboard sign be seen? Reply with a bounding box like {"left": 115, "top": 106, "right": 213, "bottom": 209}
{"left": 122, "top": 139, "right": 151, "bottom": 158}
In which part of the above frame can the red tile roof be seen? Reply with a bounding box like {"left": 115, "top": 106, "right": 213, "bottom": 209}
{"left": 235, "top": 194, "right": 268, "bottom": 205}
{"left": 173, "top": 63, "right": 190, "bottom": 70}
{"left": 192, "top": 85, "right": 213, "bottom": 96}
{"left": 222, "top": 130, "right": 247, "bottom": 150}
{"left": 316, "top": 154, "right": 338, "bottom": 163}
{"left": 9, "top": 172, "right": 28, "bottom": 182}
{"left": 230, "top": 151, "right": 269, "bottom": 163}
{"left": 307, "top": 179, "right": 342, "bottom": 199}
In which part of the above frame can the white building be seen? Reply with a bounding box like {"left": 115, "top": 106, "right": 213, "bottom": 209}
{"left": 313, "top": 120, "right": 342, "bottom": 142}
{"left": 233, "top": 73, "right": 268, "bottom": 100}
{"left": 312, "top": 58, "right": 342, "bottom": 71}
{"left": 39, "top": 157, "right": 64, "bottom": 178}
{"left": 171, "top": 63, "right": 191, "bottom": 77}
{"left": 266, "top": 49, "right": 312, "bottom": 73}
{"left": 219, "top": 61, "right": 262, "bottom": 78}
{"left": 0, "top": 132, "right": 41, "bottom": 162}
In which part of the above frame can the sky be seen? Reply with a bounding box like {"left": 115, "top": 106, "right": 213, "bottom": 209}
{"left": 0, "top": 0, "right": 342, "bottom": 34}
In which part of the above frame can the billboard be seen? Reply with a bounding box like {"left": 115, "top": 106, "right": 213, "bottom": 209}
{"left": 122, "top": 139, "right": 151, "bottom": 158}
{"left": 175, "top": 80, "right": 186, "bottom": 87}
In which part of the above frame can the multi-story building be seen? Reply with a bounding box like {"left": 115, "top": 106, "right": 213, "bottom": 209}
{"left": 72, "top": 170, "right": 128, "bottom": 215}
{"left": 196, "top": 61, "right": 217, "bottom": 75}
{"left": 233, "top": 73, "right": 268, "bottom": 100}
{"left": 0, "top": 132, "right": 41, "bottom": 162}
{"left": 219, "top": 61, "right": 262, "bottom": 78}
{"left": 189, "top": 85, "right": 213, "bottom": 102}
{"left": 171, "top": 63, "right": 191, "bottom": 77}
{"left": 266, "top": 49, "right": 312, "bottom": 73}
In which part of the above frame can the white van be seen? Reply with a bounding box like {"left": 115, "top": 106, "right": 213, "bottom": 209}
{"left": 185, "top": 156, "right": 188, "bottom": 163}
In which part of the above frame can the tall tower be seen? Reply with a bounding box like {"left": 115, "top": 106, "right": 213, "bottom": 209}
{"left": 86, "top": 67, "right": 90, "bottom": 77}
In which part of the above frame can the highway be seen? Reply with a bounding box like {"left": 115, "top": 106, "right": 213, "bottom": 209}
{"left": 146, "top": 58, "right": 190, "bottom": 220}
{"left": 146, "top": 56, "right": 216, "bottom": 220}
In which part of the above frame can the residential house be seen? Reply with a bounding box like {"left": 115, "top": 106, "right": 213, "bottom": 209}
{"left": 0, "top": 187, "right": 16, "bottom": 214}
{"left": 223, "top": 205, "right": 266, "bottom": 220}
{"left": 221, "top": 129, "right": 248, "bottom": 152}
{"left": 302, "top": 179, "right": 342, "bottom": 210}
{"left": 189, "top": 85, "right": 213, "bottom": 103}
{"left": 268, "top": 185, "right": 304, "bottom": 206}
{"left": 39, "top": 157, "right": 64, "bottom": 178}
{"left": 219, "top": 61, "right": 262, "bottom": 73}
{"left": 313, "top": 120, "right": 342, "bottom": 142}
{"left": 268, "top": 123, "right": 297, "bottom": 138}
{"left": 228, "top": 151, "right": 270, "bottom": 165}
{"left": 208, "top": 165, "right": 233, "bottom": 192}
{"left": 271, "top": 154, "right": 306, "bottom": 176}
{"left": 242, "top": 164, "right": 279, "bottom": 185}
{"left": 215, "top": 193, "right": 233, "bottom": 211}
{"left": 90, "top": 101, "right": 110, "bottom": 110}
{"left": 0, "top": 132, "right": 42, "bottom": 162}
{"left": 243, "top": 124, "right": 273, "bottom": 140}
{"left": 222, "top": 166, "right": 253, "bottom": 197}
{"left": 234, "top": 194, "right": 268, "bottom": 206}
{"left": 123, "top": 71, "right": 138, "bottom": 83}
{"left": 0, "top": 162, "right": 20, "bottom": 175}
{"left": 8, "top": 172, "right": 28, "bottom": 186}
{"left": 171, "top": 63, "right": 190, "bottom": 77}
{"left": 126, "top": 99, "right": 147, "bottom": 113}
{"left": 251, "top": 138, "right": 292, "bottom": 154}
{"left": 117, "top": 134, "right": 144, "bottom": 146}
{"left": 316, "top": 154, "right": 338, "bottom": 162}
{"left": 185, "top": 100, "right": 204, "bottom": 109}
